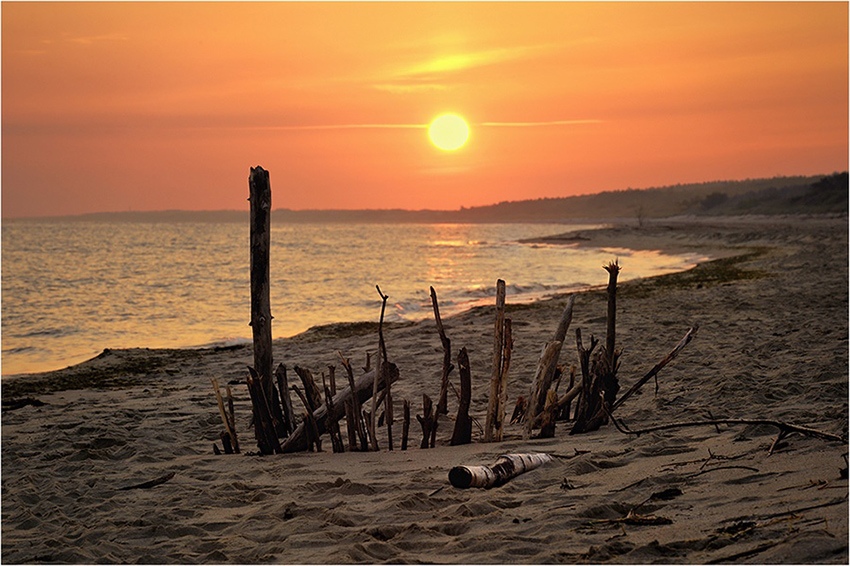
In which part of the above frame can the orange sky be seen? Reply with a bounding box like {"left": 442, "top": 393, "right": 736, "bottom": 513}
{"left": 2, "top": 2, "right": 847, "bottom": 218}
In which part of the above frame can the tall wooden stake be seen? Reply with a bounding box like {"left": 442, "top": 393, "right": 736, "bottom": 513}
{"left": 248, "top": 166, "right": 287, "bottom": 451}
{"left": 430, "top": 287, "right": 454, "bottom": 415}
{"left": 451, "top": 347, "right": 473, "bottom": 445}
{"left": 484, "top": 279, "right": 506, "bottom": 442}
{"left": 249, "top": 166, "right": 273, "bottom": 388}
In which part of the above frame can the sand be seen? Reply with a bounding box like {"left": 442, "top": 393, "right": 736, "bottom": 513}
{"left": 2, "top": 215, "right": 847, "bottom": 564}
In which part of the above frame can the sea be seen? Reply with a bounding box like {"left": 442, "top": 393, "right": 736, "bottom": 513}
{"left": 1, "top": 220, "right": 705, "bottom": 376}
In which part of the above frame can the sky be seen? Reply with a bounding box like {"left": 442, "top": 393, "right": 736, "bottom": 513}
{"left": 2, "top": 2, "right": 848, "bottom": 218}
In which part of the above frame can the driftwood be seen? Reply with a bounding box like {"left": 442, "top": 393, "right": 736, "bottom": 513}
{"left": 430, "top": 286, "right": 454, "bottom": 415}
{"left": 211, "top": 378, "right": 240, "bottom": 453}
{"left": 572, "top": 262, "right": 620, "bottom": 434}
{"left": 448, "top": 453, "right": 553, "bottom": 489}
{"left": 611, "top": 325, "right": 699, "bottom": 412}
{"left": 611, "top": 416, "right": 846, "bottom": 445}
{"left": 247, "top": 166, "right": 288, "bottom": 447}
{"left": 416, "top": 394, "right": 438, "bottom": 449}
{"left": 338, "top": 352, "right": 369, "bottom": 451}
{"left": 510, "top": 396, "right": 528, "bottom": 425}
{"left": 538, "top": 390, "right": 560, "bottom": 438}
{"left": 119, "top": 471, "right": 176, "bottom": 491}
{"left": 485, "top": 279, "right": 507, "bottom": 442}
{"left": 376, "top": 286, "right": 395, "bottom": 451}
{"left": 246, "top": 366, "right": 283, "bottom": 454}
{"left": 281, "top": 364, "right": 399, "bottom": 453}
{"left": 274, "top": 364, "right": 295, "bottom": 437}
{"left": 294, "top": 366, "right": 322, "bottom": 414}
{"left": 323, "top": 383, "right": 345, "bottom": 453}
{"left": 291, "top": 385, "right": 322, "bottom": 452}
{"left": 401, "top": 399, "right": 411, "bottom": 450}
{"left": 497, "top": 318, "right": 513, "bottom": 440}
{"left": 451, "top": 348, "right": 473, "bottom": 445}
{"left": 525, "top": 295, "right": 576, "bottom": 436}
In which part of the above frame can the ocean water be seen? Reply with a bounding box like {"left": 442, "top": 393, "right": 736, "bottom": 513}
{"left": 1, "top": 221, "right": 704, "bottom": 376}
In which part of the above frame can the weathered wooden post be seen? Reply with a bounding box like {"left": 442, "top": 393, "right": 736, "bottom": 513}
{"left": 484, "top": 279, "right": 507, "bottom": 442}
{"left": 247, "top": 166, "right": 286, "bottom": 453}
{"left": 249, "top": 166, "right": 273, "bottom": 386}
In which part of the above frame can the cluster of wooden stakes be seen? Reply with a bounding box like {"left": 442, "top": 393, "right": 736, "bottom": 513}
{"left": 211, "top": 166, "right": 845, "bottom": 463}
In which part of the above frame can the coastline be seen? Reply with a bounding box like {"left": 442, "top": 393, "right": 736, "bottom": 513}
{"left": 2, "top": 215, "right": 847, "bottom": 563}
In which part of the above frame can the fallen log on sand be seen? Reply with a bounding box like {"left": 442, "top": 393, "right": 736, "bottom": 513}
{"left": 448, "top": 453, "right": 553, "bottom": 489}
{"left": 281, "top": 363, "right": 399, "bottom": 453}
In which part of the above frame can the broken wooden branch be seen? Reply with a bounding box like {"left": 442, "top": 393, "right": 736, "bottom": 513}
{"left": 246, "top": 366, "right": 283, "bottom": 454}
{"left": 448, "top": 453, "right": 553, "bottom": 489}
{"left": 430, "top": 286, "right": 455, "bottom": 415}
{"left": 119, "top": 471, "right": 176, "bottom": 491}
{"left": 525, "top": 295, "right": 575, "bottom": 437}
{"left": 281, "top": 364, "right": 399, "bottom": 453}
{"left": 496, "top": 318, "right": 513, "bottom": 440}
{"left": 323, "top": 383, "right": 345, "bottom": 453}
{"left": 612, "top": 325, "right": 699, "bottom": 412}
{"left": 451, "top": 347, "right": 473, "bottom": 445}
{"left": 402, "top": 398, "right": 411, "bottom": 450}
{"left": 485, "top": 279, "right": 507, "bottom": 442}
{"left": 338, "top": 352, "right": 368, "bottom": 451}
{"left": 571, "top": 262, "right": 620, "bottom": 435}
{"left": 211, "top": 378, "right": 239, "bottom": 453}
{"left": 291, "top": 384, "right": 322, "bottom": 452}
{"left": 611, "top": 416, "right": 845, "bottom": 444}
{"left": 603, "top": 260, "right": 620, "bottom": 369}
{"left": 274, "top": 363, "right": 295, "bottom": 437}
{"left": 416, "top": 394, "right": 438, "bottom": 449}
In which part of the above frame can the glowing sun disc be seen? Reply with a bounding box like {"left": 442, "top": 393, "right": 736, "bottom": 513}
{"left": 428, "top": 114, "right": 470, "bottom": 151}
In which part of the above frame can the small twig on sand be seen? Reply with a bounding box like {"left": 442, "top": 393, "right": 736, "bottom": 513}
{"left": 119, "top": 472, "right": 175, "bottom": 491}
{"left": 610, "top": 415, "right": 845, "bottom": 445}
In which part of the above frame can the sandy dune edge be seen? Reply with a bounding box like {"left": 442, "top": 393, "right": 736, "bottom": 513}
{"left": 2, "top": 215, "right": 847, "bottom": 564}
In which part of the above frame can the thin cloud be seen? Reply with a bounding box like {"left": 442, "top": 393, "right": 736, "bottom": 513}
{"left": 240, "top": 124, "right": 428, "bottom": 131}
{"left": 234, "top": 120, "right": 601, "bottom": 131}
{"left": 480, "top": 120, "right": 603, "bottom": 127}
{"left": 377, "top": 44, "right": 552, "bottom": 93}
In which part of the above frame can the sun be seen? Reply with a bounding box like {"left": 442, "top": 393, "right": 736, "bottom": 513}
{"left": 428, "top": 113, "right": 470, "bottom": 151}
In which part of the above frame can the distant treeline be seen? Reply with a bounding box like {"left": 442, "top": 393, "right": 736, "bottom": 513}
{"left": 14, "top": 173, "right": 847, "bottom": 223}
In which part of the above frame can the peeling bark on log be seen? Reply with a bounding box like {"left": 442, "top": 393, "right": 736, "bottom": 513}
{"left": 281, "top": 364, "right": 398, "bottom": 453}
{"left": 448, "top": 453, "right": 553, "bottom": 489}
{"left": 451, "top": 348, "right": 473, "bottom": 445}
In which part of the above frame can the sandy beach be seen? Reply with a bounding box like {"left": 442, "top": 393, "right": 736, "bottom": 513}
{"left": 2, "top": 215, "right": 847, "bottom": 564}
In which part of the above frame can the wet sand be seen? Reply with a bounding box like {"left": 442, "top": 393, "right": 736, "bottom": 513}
{"left": 2, "top": 215, "right": 847, "bottom": 564}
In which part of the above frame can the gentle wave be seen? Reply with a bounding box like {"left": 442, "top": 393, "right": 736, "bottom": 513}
{"left": 1, "top": 221, "right": 700, "bottom": 376}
